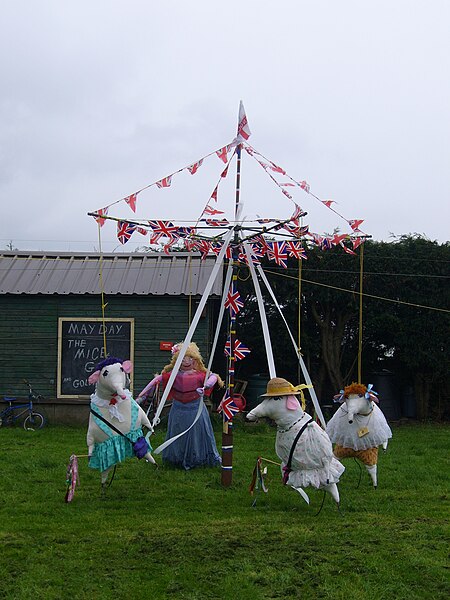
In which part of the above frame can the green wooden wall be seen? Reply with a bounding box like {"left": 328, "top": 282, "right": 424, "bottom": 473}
{"left": 0, "top": 294, "right": 217, "bottom": 401}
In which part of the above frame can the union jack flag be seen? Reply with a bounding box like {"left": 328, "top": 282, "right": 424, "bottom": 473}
{"left": 203, "top": 205, "right": 224, "bottom": 216}
{"left": 192, "top": 239, "right": 211, "bottom": 259}
{"left": 156, "top": 175, "right": 172, "bottom": 188}
{"left": 148, "top": 220, "right": 178, "bottom": 243}
{"left": 286, "top": 241, "right": 307, "bottom": 260}
{"left": 292, "top": 203, "right": 307, "bottom": 219}
{"left": 348, "top": 219, "right": 364, "bottom": 231}
{"left": 352, "top": 237, "right": 365, "bottom": 250}
{"left": 320, "top": 237, "right": 333, "bottom": 251}
{"left": 225, "top": 284, "right": 244, "bottom": 316}
{"left": 210, "top": 186, "right": 218, "bottom": 202}
{"left": 250, "top": 242, "right": 266, "bottom": 258}
{"left": 267, "top": 241, "right": 288, "bottom": 268}
{"left": 224, "top": 339, "right": 251, "bottom": 361}
{"left": 221, "top": 165, "right": 229, "bottom": 178}
{"left": 137, "top": 227, "right": 148, "bottom": 236}
{"left": 93, "top": 207, "right": 108, "bottom": 227}
{"left": 217, "top": 392, "right": 240, "bottom": 421}
{"left": 117, "top": 221, "right": 136, "bottom": 244}
{"left": 340, "top": 243, "right": 356, "bottom": 255}
{"left": 269, "top": 162, "right": 286, "bottom": 175}
{"left": 187, "top": 159, "right": 203, "bottom": 175}
{"left": 205, "top": 218, "right": 230, "bottom": 227}
{"left": 332, "top": 233, "right": 348, "bottom": 245}
{"left": 299, "top": 180, "right": 310, "bottom": 193}
{"left": 124, "top": 193, "right": 138, "bottom": 212}
{"left": 176, "top": 226, "right": 196, "bottom": 238}
{"left": 216, "top": 146, "right": 229, "bottom": 163}
{"left": 210, "top": 243, "right": 232, "bottom": 259}
{"left": 321, "top": 199, "right": 336, "bottom": 208}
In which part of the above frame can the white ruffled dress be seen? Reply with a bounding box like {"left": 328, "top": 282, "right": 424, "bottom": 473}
{"left": 326, "top": 403, "right": 393, "bottom": 451}
{"left": 276, "top": 414, "right": 345, "bottom": 489}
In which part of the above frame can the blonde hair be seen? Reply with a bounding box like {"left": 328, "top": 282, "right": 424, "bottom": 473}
{"left": 162, "top": 342, "right": 224, "bottom": 387}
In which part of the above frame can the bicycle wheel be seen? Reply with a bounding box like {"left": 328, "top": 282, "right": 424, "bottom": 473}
{"left": 23, "top": 412, "right": 45, "bottom": 431}
{"left": 0, "top": 413, "right": 13, "bottom": 427}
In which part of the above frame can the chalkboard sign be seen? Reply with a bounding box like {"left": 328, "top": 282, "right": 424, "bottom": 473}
{"left": 57, "top": 318, "right": 134, "bottom": 398}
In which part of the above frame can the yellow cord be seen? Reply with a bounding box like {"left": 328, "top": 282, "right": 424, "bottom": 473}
{"left": 357, "top": 244, "right": 364, "bottom": 383}
{"left": 97, "top": 223, "right": 108, "bottom": 356}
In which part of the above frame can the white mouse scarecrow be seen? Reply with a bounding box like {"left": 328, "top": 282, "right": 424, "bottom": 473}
{"left": 247, "top": 377, "right": 345, "bottom": 505}
{"left": 87, "top": 357, "right": 156, "bottom": 486}
{"left": 326, "top": 382, "right": 392, "bottom": 487}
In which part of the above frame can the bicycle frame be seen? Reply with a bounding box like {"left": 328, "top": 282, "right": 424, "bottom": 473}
{"left": 0, "top": 381, "right": 45, "bottom": 430}
{"left": 0, "top": 397, "right": 34, "bottom": 425}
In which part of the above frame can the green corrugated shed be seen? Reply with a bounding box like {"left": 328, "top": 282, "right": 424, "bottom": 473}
{"left": 0, "top": 252, "right": 223, "bottom": 424}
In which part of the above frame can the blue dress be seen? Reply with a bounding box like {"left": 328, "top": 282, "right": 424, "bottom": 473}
{"left": 89, "top": 399, "right": 146, "bottom": 472}
{"left": 162, "top": 398, "right": 221, "bottom": 470}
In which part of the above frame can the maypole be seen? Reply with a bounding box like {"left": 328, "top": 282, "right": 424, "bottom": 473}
{"left": 221, "top": 102, "right": 248, "bottom": 486}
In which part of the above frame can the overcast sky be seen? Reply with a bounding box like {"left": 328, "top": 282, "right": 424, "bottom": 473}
{"left": 1, "top": 0, "right": 449, "bottom": 252}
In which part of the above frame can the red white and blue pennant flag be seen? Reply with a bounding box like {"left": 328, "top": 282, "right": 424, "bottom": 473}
{"left": 117, "top": 221, "right": 136, "bottom": 244}
{"left": 217, "top": 391, "right": 240, "bottom": 422}
{"left": 224, "top": 283, "right": 244, "bottom": 317}
{"left": 224, "top": 339, "right": 251, "bottom": 361}
{"left": 236, "top": 101, "right": 251, "bottom": 142}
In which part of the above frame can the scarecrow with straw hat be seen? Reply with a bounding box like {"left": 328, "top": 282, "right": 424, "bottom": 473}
{"left": 247, "top": 377, "right": 345, "bottom": 504}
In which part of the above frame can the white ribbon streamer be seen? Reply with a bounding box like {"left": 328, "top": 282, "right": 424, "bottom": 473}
{"left": 243, "top": 242, "right": 276, "bottom": 378}
{"left": 256, "top": 263, "right": 327, "bottom": 429}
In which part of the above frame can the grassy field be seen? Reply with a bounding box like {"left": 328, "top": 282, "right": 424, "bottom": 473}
{"left": 0, "top": 418, "right": 448, "bottom": 600}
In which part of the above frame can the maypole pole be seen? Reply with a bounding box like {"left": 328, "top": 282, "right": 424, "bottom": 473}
{"left": 221, "top": 102, "right": 249, "bottom": 487}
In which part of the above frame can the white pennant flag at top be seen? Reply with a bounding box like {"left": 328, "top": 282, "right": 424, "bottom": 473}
{"left": 236, "top": 101, "right": 251, "bottom": 141}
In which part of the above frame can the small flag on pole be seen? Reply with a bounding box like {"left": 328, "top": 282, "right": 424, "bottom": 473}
{"left": 236, "top": 101, "right": 251, "bottom": 141}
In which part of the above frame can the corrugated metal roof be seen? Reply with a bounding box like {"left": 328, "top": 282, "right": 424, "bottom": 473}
{"left": 0, "top": 251, "right": 224, "bottom": 296}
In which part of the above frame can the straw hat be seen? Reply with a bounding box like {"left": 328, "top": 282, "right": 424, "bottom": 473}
{"left": 261, "top": 377, "right": 308, "bottom": 397}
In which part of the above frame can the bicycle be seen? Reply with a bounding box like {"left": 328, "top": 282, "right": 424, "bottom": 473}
{"left": 0, "top": 380, "right": 46, "bottom": 430}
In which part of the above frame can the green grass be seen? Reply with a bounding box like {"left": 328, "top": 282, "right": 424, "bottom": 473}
{"left": 0, "top": 419, "right": 449, "bottom": 599}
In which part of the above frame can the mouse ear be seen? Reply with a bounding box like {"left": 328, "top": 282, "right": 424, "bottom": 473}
{"left": 88, "top": 370, "right": 101, "bottom": 385}
{"left": 286, "top": 395, "right": 301, "bottom": 411}
{"left": 122, "top": 360, "right": 133, "bottom": 373}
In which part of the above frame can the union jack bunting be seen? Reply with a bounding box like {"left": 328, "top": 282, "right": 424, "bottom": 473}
{"left": 176, "top": 226, "right": 196, "bottom": 238}
{"left": 225, "top": 284, "right": 244, "bottom": 316}
{"left": 93, "top": 207, "right": 108, "bottom": 227}
{"left": 217, "top": 392, "right": 240, "bottom": 422}
{"left": 299, "top": 180, "right": 310, "bottom": 193}
{"left": 224, "top": 339, "right": 251, "bottom": 361}
{"left": 348, "top": 219, "right": 364, "bottom": 231}
{"left": 269, "top": 162, "right": 286, "bottom": 175}
{"left": 352, "top": 237, "right": 365, "bottom": 250}
{"left": 203, "top": 205, "right": 224, "bottom": 216}
{"left": 250, "top": 242, "right": 266, "bottom": 258}
{"left": 205, "top": 218, "right": 230, "bottom": 227}
{"left": 148, "top": 220, "right": 178, "bottom": 243}
{"left": 210, "top": 186, "right": 218, "bottom": 202}
{"left": 281, "top": 188, "right": 293, "bottom": 200}
{"left": 286, "top": 241, "right": 307, "bottom": 260}
{"left": 210, "top": 243, "right": 232, "bottom": 259}
{"left": 321, "top": 199, "right": 336, "bottom": 208}
{"left": 221, "top": 165, "right": 229, "bottom": 178}
{"left": 320, "top": 237, "right": 333, "bottom": 251}
{"left": 280, "top": 182, "right": 295, "bottom": 187}
{"left": 137, "top": 227, "right": 148, "bottom": 236}
{"left": 267, "top": 241, "right": 288, "bottom": 268}
{"left": 192, "top": 239, "right": 211, "bottom": 259}
{"left": 216, "top": 146, "right": 229, "bottom": 163}
{"left": 332, "top": 233, "right": 348, "bottom": 245}
{"left": 187, "top": 159, "right": 203, "bottom": 175}
{"left": 124, "top": 193, "right": 138, "bottom": 212}
{"left": 292, "top": 203, "right": 307, "bottom": 219}
{"left": 340, "top": 243, "right": 356, "bottom": 255}
{"left": 156, "top": 175, "right": 173, "bottom": 188}
{"left": 117, "top": 221, "right": 136, "bottom": 244}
